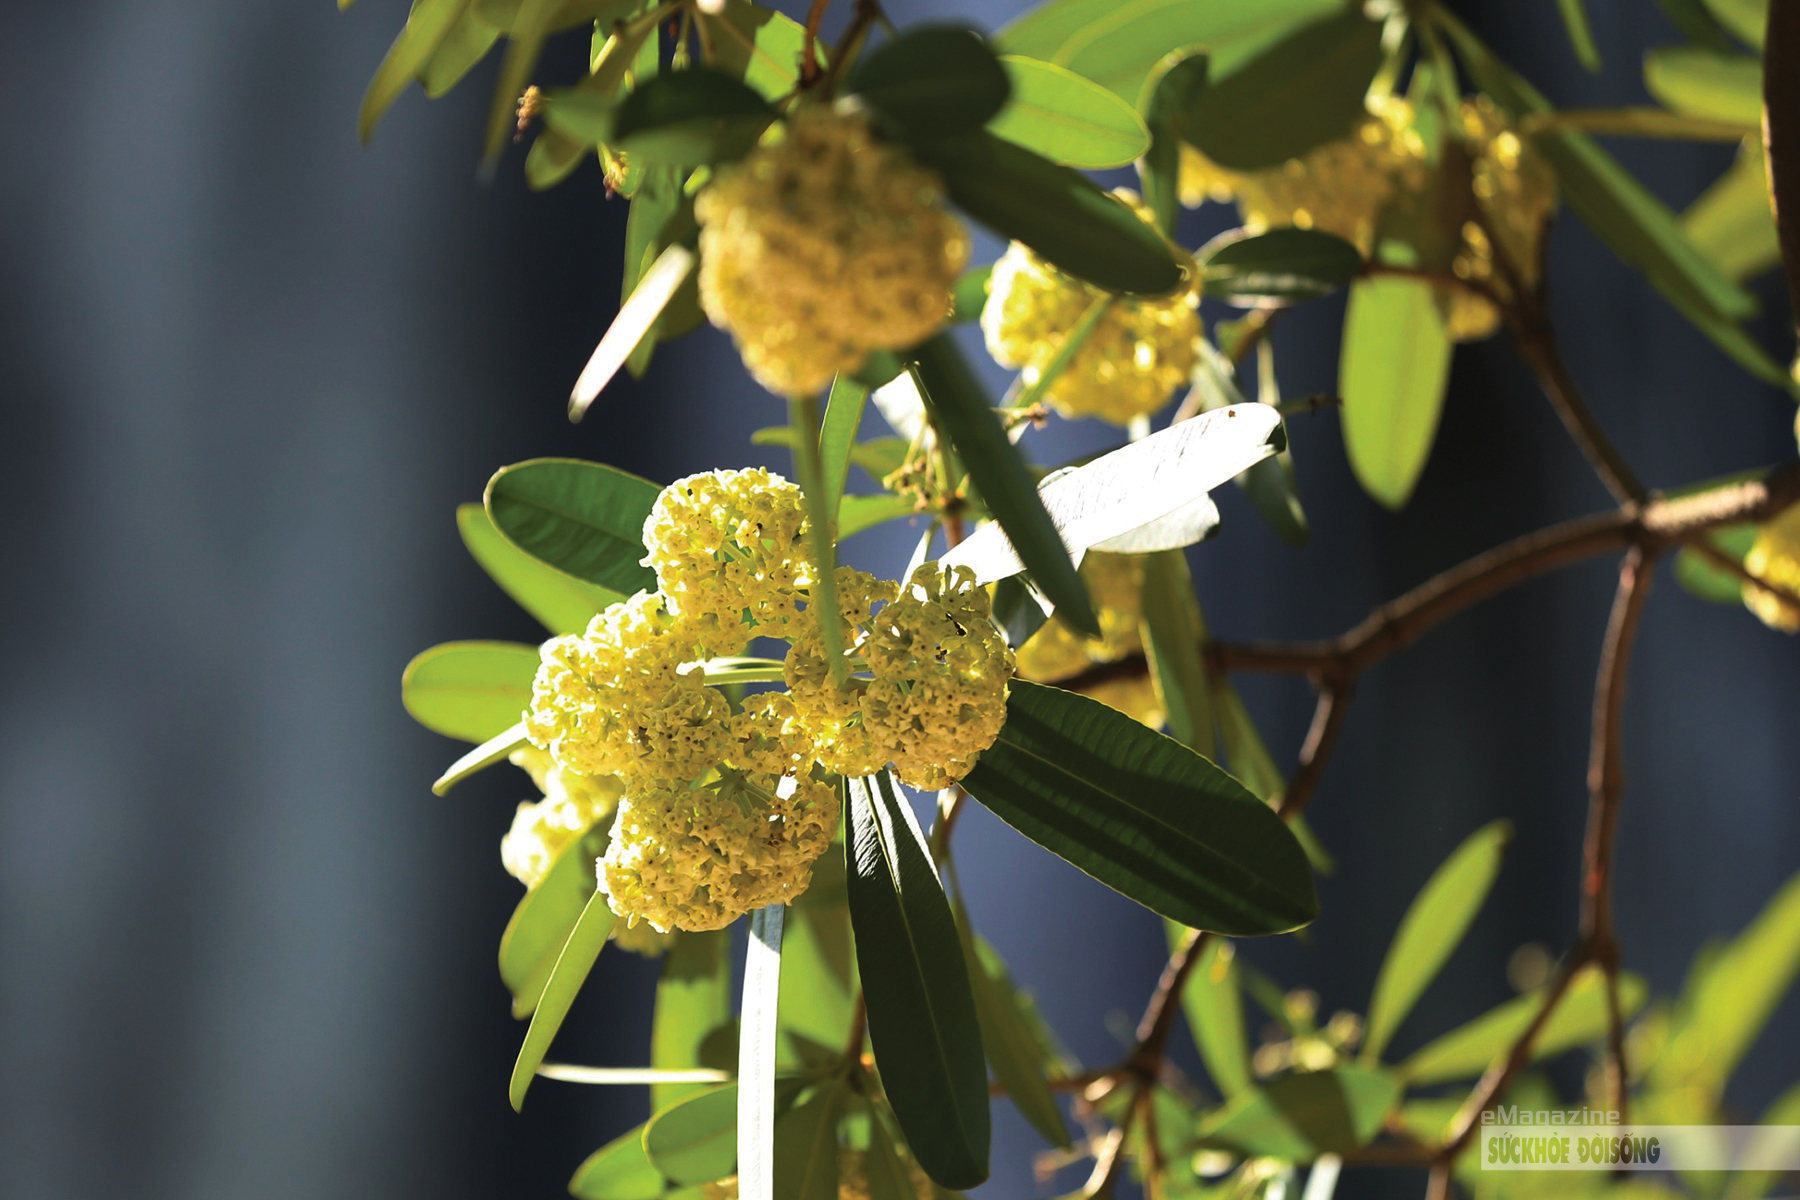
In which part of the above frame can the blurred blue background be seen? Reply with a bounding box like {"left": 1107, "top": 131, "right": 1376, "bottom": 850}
{"left": 1, "top": 2, "right": 1796, "bottom": 1198}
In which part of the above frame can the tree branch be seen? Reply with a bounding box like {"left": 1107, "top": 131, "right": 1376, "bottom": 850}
{"left": 1277, "top": 684, "right": 1353, "bottom": 819}
{"left": 1763, "top": 0, "right": 1800, "bottom": 334}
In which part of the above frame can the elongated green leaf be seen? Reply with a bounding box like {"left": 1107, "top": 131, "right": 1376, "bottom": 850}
{"left": 1211, "top": 676, "right": 1285, "bottom": 804}
{"left": 1363, "top": 821, "right": 1512, "bottom": 1062}
{"left": 569, "top": 1123, "right": 668, "bottom": 1200}
{"left": 1167, "top": 927, "right": 1252, "bottom": 1096}
{"left": 618, "top": 166, "right": 686, "bottom": 378}
{"left": 481, "top": 0, "right": 560, "bottom": 166}
{"left": 485, "top": 459, "right": 661, "bottom": 596}
{"left": 1245, "top": 338, "right": 1309, "bottom": 546}
{"left": 995, "top": 0, "right": 1340, "bottom": 106}
{"left": 1196, "top": 1066, "right": 1401, "bottom": 1158}
{"left": 1653, "top": 871, "right": 1800, "bottom": 1100}
{"left": 500, "top": 823, "right": 608, "bottom": 1016}
{"left": 510, "top": 890, "right": 618, "bottom": 1109}
{"left": 909, "top": 336, "right": 1097, "bottom": 637}
{"left": 939, "top": 402, "right": 1281, "bottom": 587}
{"left": 1675, "top": 523, "right": 1758, "bottom": 604}
{"left": 952, "top": 897, "right": 1069, "bottom": 1148}
{"left": 432, "top": 721, "right": 528, "bottom": 794}
{"left": 778, "top": 899, "right": 856, "bottom": 1068}
{"left": 612, "top": 69, "right": 774, "bottom": 166}
{"left": 739, "top": 905, "right": 784, "bottom": 1200}
{"left": 571, "top": 243, "right": 701, "bottom": 414}
{"left": 820, "top": 377, "right": 869, "bottom": 525}
{"left": 543, "top": 89, "right": 617, "bottom": 144}
{"left": 525, "top": 127, "right": 587, "bottom": 189}
{"left": 789, "top": 394, "right": 844, "bottom": 686}
{"left": 360, "top": 0, "right": 471, "bottom": 142}
{"left": 1654, "top": 0, "right": 1744, "bottom": 51}
{"left": 652, "top": 929, "right": 734, "bottom": 1112}
{"left": 1645, "top": 47, "right": 1763, "bottom": 125}
{"left": 838, "top": 494, "right": 919, "bottom": 540}
{"left": 1199, "top": 227, "right": 1363, "bottom": 307}
{"left": 865, "top": 1114, "right": 920, "bottom": 1200}
{"left": 847, "top": 774, "right": 991, "bottom": 1190}
{"left": 696, "top": 0, "right": 816, "bottom": 101}
{"left": 1339, "top": 275, "right": 1452, "bottom": 511}
{"left": 645, "top": 1083, "right": 740, "bottom": 1184}
{"left": 401, "top": 641, "right": 539, "bottom": 743}
{"left": 1140, "top": 53, "right": 1209, "bottom": 235}
{"left": 989, "top": 56, "right": 1149, "bottom": 169}
{"left": 1400, "top": 964, "right": 1647, "bottom": 1085}
{"left": 1139, "top": 550, "right": 1214, "bottom": 758}
{"left": 773, "top": 1078, "right": 846, "bottom": 1200}
{"left": 962, "top": 682, "right": 1317, "bottom": 934}
{"left": 912, "top": 131, "right": 1183, "bottom": 295}
{"left": 1183, "top": 10, "right": 1384, "bottom": 171}
{"left": 421, "top": 8, "right": 502, "bottom": 97}
{"left": 1704, "top": 0, "right": 1768, "bottom": 49}
{"left": 851, "top": 25, "right": 1010, "bottom": 141}
{"left": 1556, "top": 0, "right": 1602, "bottom": 72}
{"left": 1685, "top": 144, "right": 1780, "bottom": 282}
{"left": 458, "top": 503, "right": 619, "bottom": 636}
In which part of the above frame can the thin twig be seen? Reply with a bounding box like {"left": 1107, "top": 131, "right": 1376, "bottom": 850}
{"left": 1278, "top": 685, "right": 1354, "bottom": 818}
{"left": 798, "top": 0, "right": 832, "bottom": 85}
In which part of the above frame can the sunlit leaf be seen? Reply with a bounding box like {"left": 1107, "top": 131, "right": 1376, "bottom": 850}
{"left": 569, "top": 1122, "right": 668, "bottom": 1200}
{"left": 989, "top": 56, "right": 1150, "bottom": 168}
{"left": 500, "top": 823, "right": 608, "bottom": 1016}
{"left": 457, "top": 503, "right": 620, "bottom": 636}
{"left": 1166, "top": 928, "right": 1252, "bottom": 1096}
{"left": 570, "top": 244, "right": 700, "bottom": 415}
{"left": 960, "top": 682, "right": 1318, "bottom": 935}
{"left": 612, "top": 69, "right": 774, "bottom": 166}
{"left": 696, "top": 0, "right": 817, "bottom": 101}
{"left": 482, "top": 0, "right": 561, "bottom": 168}
{"left": 838, "top": 494, "right": 920, "bottom": 539}
{"left": 421, "top": 7, "right": 502, "bottom": 97}
{"left": 1199, "top": 227, "right": 1363, "bottom": 307}
{"left": 1139, "top": 53, "right": 1209, "bottom": 235}
{"left": 820, "top": 377, "right": 869, "bottom": 526}
{"left": 653, "top": 929, "right": 734, "bottom": 1111}
{"left": 773, "top": 1077, "right": 846, "bottom": 1200}
{"left": 645, "top": 1083, "right": 740, "bottom": 1184}
{"left": 1685, "top": 142, "right": 1780, "bottom": 282}
{"left": 401, "top": 640, "right": 538, "bottom": 743}
{"left": 1363, "top": 821, "right": 1513, "bottom": 1062}
{"left": 1139, "top": 550, "right": 1215, "bottom": 758}
{"left": 1338, "top": 275, "right": 1452, "bottom": 511}
{"left": 1645, "top": 47, "right": 1763, "bottom": 125}
{"left": 525, "top": 127, "right": 588, "bottom": 189}
{"left": 848, "top": 774, "right": 991, "bottom": 1189}
{"left": 779, "top": 895, "right": 857, "bottom": 1067}
{"left": 1674, "top": 523, "right": 1757, "bottom": 605}
{"left": 485, "top": 458, "right": 661, "bottom": 595}
{"left": 1702, "top": 0, "right": 1768, "bottom": 49}
{"left": 432, "top": 721, "right": 529, "bottom": 795}
{"left": 953, "top": 896, "right": 1070, "bottom": 1148}
{"left": 360, "top": 0, "right": 471, "bottom": 143}
{"left": 851, "top": 25, "right": 1011, "bottom": 141}
{"left": 1196, "top": 1066, "right": 1402, "bottom": 1158}
{"left": 510, "top": 890, "right": 618, "bottom": 1109}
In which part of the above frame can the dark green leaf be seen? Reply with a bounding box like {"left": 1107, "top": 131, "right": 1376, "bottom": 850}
{"left": 954, "top": 904, "right": 1070, "bottom": 1148}
{"left": 360, "top": 0, "right": 471, "bottom": 142}
{"left": 909, "top": 336, "right": 1097, "bottom": 637}
{"left": 1674, "top": 523, "right": 1757, "bottom": 604}
{"left": 961, "top": 682, "right": 1318, "bottom": 935}
{"left": 1196, "top": 1066, "right": 1402, "bottom": 1158}
{"left": 1182, "top": 10, "right": 1384, "bottom": 171}
{"left": 912, "top": 131, "right": 1183, "bottom": 295}
{"left": 820, "top": 377, "right": 870, "bottom": 524}
{"left": 1338, "top": 275, "right": 1453, "bottom": 511}
{"left": 1652, "top": 0, "right": 1743, "bottom": 54}
{"left": 950, "top": 266, "right": 994, "bottom": 324}
{"left": 773, "top": 1079, "right": 846, "bottom": 1200}
{"left": 645, "top": 1084, "right": 740, "bottom": 1184}
{"left": 738, "top": 904, "right": 784, "bottom": 1200}
{"left": 1685, "top": 144, "right": 1781, "bottom": 283}
{"left": 1555, "top": 0, "right": 1602, "bottom": 72}
{"left": 525, "top": 127, "right": 587, "bottom": 189}
{"left": 613, "top": 69, "right": 775, "bottom": 166}
{"left": 847, "top": 774, "right": 991, "bottom": 1190}
{"left": 620, "top": 165, "right": 683, "bottom": 376}
{"left": 850, "top": 25, "right": 1010, "bottom": 141}
{"left": 457, "top": 502, "right": 620, "bottom": 635}
{"left": 485, "top": 458, "right": 661, "bottom": 596}
{"left": 1645, "top": 47, "right": 1762, "bottom": 125}
{"left": 1199, "top": 227, "right": 1363, "bottom": 307}
{"left": 1139, "top": 550, "right": 1215, "bottom": 759}
{"left": 482, "top": 0, "right": 561, "bottom": 168}
{"left": 1140, "top": 54, "right": 1209, "bottom": 236}
{"left": 989, "top": 56, "right": 1150, "bottom": 169}
{"left": 569, "top": 1123, "right": 668, "bottom": 1200}
{"left": 510, "top": 890, "right": 618, "bottom": 1109}
{"left": 990, "top": 576, "right": 1052, "bottom": 650}
{"left": 1363, "top": 821, "right": 1512, "bottom": 1062}
{"left": 421, "top": 8, "right": 502, "bottom": 97}
{"left": 1400, "top": 964, "right": 1647, "bottom": 1085}
{"left": 1167, "top": 927, "right": 1252, "bottom": 1095}
{"left": 653, "top": 930, "right": 734, "bottom": 1112}
{"left": 401, "top": 640, "right": 538, "bottom": 743}
{"left": 695, "top": 0, "right": 817, "bottom": 101}
{"left": 500, "top": 823, "right": 607, "bottom": 1016}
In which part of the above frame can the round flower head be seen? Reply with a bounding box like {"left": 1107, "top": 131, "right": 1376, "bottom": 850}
{"left": 643, "top": 468, "right": 809, "bottom": 645}
{"left": 600, "top": 767, "right": 841, "bottom": 932}
{"left": 861, "top": 563, "right": 1014, "bottom": 790}
{"left": 1441, "top": 96, "right": 1557, "bottom": 342}
{"left": 500, "top": 748, "right": 626, "bottom": 889}
{"left": 1743, "top": 502, "right": 1800, "bottom": 633}
{"left": 982, "top": 192, "right": 1202, "bottom": 426}
{"left": 696, "top": 103, "right": 970, "bottom": 397}
{"left": 524, "top": 591, "right": 731, "bottom": 782}
{"left": 786, "top": 567, "right": 899, "bottom": 778}
{"left": 610, "top": 919, "right": 677, "bottom": 957}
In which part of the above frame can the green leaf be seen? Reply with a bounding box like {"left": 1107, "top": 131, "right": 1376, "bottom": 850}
{"left": 612, "top": 69, "right": 775, "bottom": 166}
{"left": 421, "top": 8, "right": 502, "bottom": 97}
{"left": 1182, "top": 9, "right": 1385, "bottom": 171}
{"left": 525, "top": 127, "right": 588, "bottom": 189}
{"left": 960, "top": 681, "right": 1318, "bottom": 934}
{"left": 1199, "top": 227, "right": 1363, "bottom": 307}
{"left": 432, "top": 721, "right": 529, "bottom": 795}
{"left": 510, "top": 889, "right": 618, "bottom": 1110}
{"left": 989, "top": 56, "right": 1150, "bottom": 169}
{"left": 401, "top": 641, "right": 539, "bottom": 743}
{"left": 645, "top": 1083, "right": 740, "bottom": 1185}
{"left": 865, "top": 1114, "right": 921, "bottom": 1200}
{"left": 1139, "top": 53, "right": 1209, "bottom": 236}
{"left": 738, "top": 904, "right": 784, "bottom": 1200}
{"left": 1244, "top": 339, "right": 1309, "bottom": 546}
{"left": 778, "top": 898, "right": 857, "bottom": 1068}
{"left": 1338, "top": 275, "right": 1453, "bottom": 511}
{"left": 820, "top": 377, "right": 869, "bottom": 525}
{"left": 847, "top": 774, "right": 991, "bottom": 1190}
{"left": 837, "top": 494, "right": 919, "bottom": 539}
{"left": 1167, "top": 928, "right": 1252, "bottom": 1096}
{"left": 1211, "top": 676, "right": 1285, "bottom": 804}
{"left": 619, "top": 165, "right": 683, "bottom": 376}
{"left": 695, "top": 0, "right": 817, "bottom": 102}
{"left": 1139, "top": 549, "right": 1215, "bottom": 759}
{"left": 542, "top": 88, "right": 617, "bottom": 143}
{"left": 1399, "top": 963, "right": 1647, "bottom": 1085}
{"left": 911, "top": 130, "right": 1183, "bottom": 295}
{"left": 1703, "top": 0, "right": 1768, "bottom": 49}
{"left": 360, "top": 0, "right": 471, "bottom": 143}
{"left": 773, "top": 1078, "right": 846, "bottom": 1200}
{"left": 1685, "top": 144, "right": 1780, "bottom": 282}
{"left": 789, "top": 394, "right": 845, "bottom": 687}
{"left": 950, "top": 266, "right": 994, "bottom": 324}
{"left": 850, "top": 25, "right": 1011, "bottom": 141}
{"left": 482, "top": 0, "right": 561, "bottom": 168}
{"left": 572, "top": 242, "right": 702, "bottom": 412}
{"left": 1195, "top": 1066, "right": 1402, "bottom": 1158}
{"left": 1362, "top": 820, "right": 1513, "bottom": 1063}
{"left": 485, "top": 459, "right": 661, "bottom": 596}
{"left": 1653, "top": 871, "right": 1800, "bottom": 1100}
{"left": 909, "top": 336, "right": 1097, "bottom": 637}
{"left": 457, "top": 503, "right": 620, "bottom": 635}
{"left": 952, "top": 896, "right": 1070, "bottom": 1148}
{"left": 1645, "top": 48, "right": 1763, "bottom": 125}
{"left": 1674, "top": 523, "right": 1758, "bottom": 605}
{"left": 1556, "top": 0, "right": 1602, "bottom": 72}
{"left": 653, "top": 929, "right": 734, "bottom": 1112}
{"left": 500, "top": 823, "right": 607, "bottom": 1016}
{"left": 994, "top": 0, "right": 1341, "bottom": 106}
{"left": 569, "top": 1123, "right": 669, "bottom": 1200}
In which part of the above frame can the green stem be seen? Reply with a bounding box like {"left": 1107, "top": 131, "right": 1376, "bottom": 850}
{"left": 790, "top": 394, "right": 848, "bottom": 687}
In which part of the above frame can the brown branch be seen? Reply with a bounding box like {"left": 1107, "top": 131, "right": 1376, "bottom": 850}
{"left": 1132, "top": 927, "right": 1211, "bottom": 1068}
{"left": 1277, "top": 685, "right": 1353, "bottom": 819}
{"left": 798, "top": 0, "right": 831, "bottom": 85}
{"left": 1763, "top": 0, "right": 1800, "bottom": 335}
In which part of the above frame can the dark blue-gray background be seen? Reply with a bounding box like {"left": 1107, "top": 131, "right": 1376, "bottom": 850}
{"left": 1, "top": 1, "right": 1795, "bottom": 1197}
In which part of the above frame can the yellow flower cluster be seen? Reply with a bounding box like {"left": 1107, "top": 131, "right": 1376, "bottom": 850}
{"left": 500, "top": 747, "right": 625, "bottom": 889}
{"left": 696, "top": 104, "right": 969, "bottom": 398}
{"left": 1013, "top": 551, "right": 1162, "bottom": 728}
{"left": 981, "top": 192, "right": 1202, "bottom": 426}
{"left": 1743, "top": 502, "right": 1800, "bottom": 632}
{"left": 1443, "top": 96, "right": 1558, "bottom": 341}
{"left": 787, "top": 564, "right": 1014, "bottom": 790}
{"left": 705, "top": 1148, "right": 932, "bottom": 1200}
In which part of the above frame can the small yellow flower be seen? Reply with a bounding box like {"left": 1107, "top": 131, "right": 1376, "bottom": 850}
{"left": 1743, "top": 502, "right": 1800, "bottom": 632}
{"left": 499, "top": 748, "right": 624, "bottom": 889}
{"left": 643, "top": 468, "right": 809, "bottom": 646}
